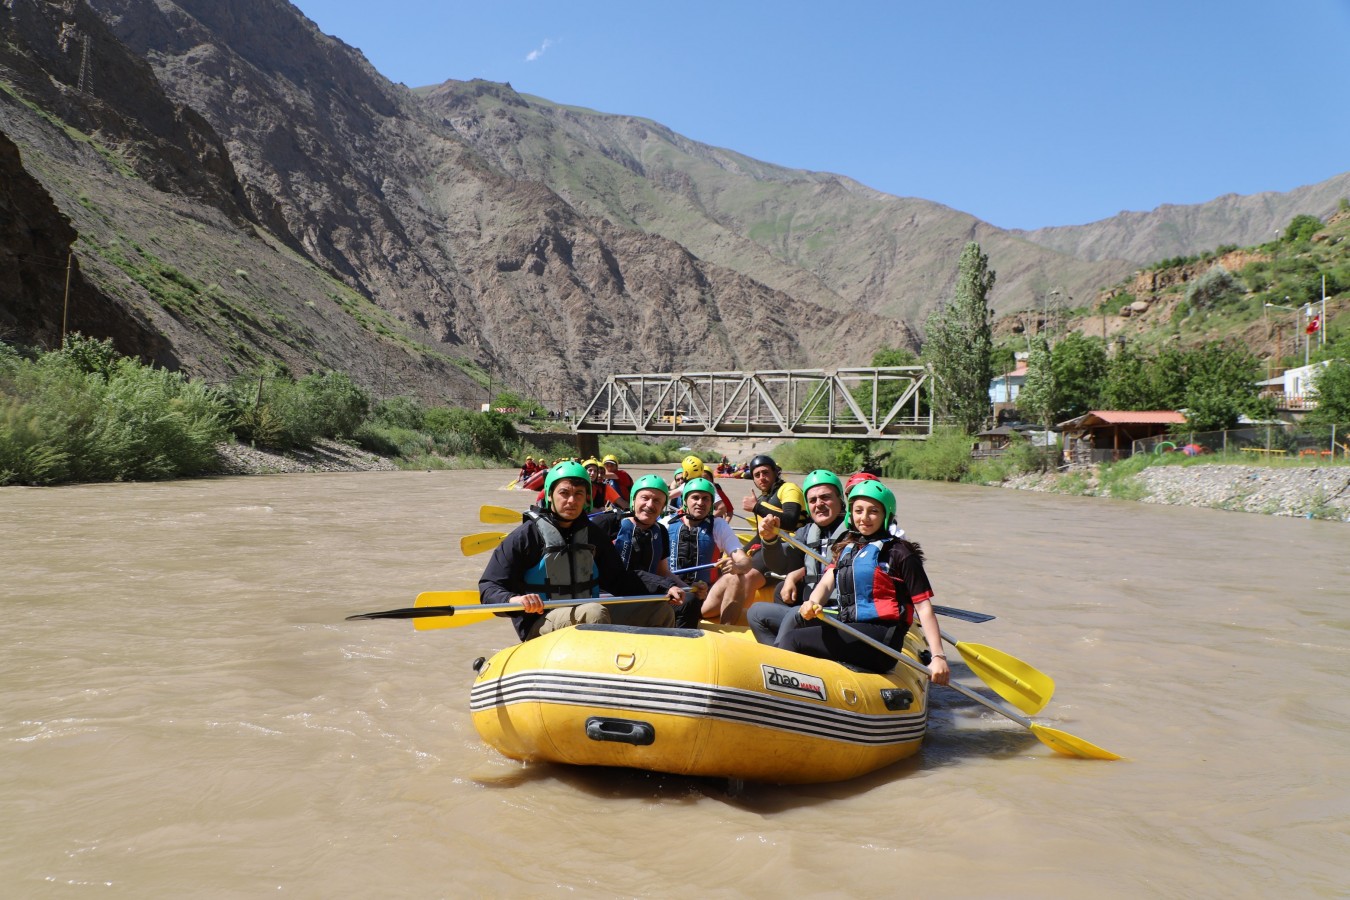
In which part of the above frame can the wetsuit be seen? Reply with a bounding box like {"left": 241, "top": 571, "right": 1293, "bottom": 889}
{"left": 748, "top": 513, "right": 848, "bottom": 645}
{"left": 478, "top": 508, "right": 675, "bottom": 641}
{"left": 775, "top": 536, "right": 933, "bottom": 672}
{"left": 744, "top": 478, "right": 805, "bottom": 581}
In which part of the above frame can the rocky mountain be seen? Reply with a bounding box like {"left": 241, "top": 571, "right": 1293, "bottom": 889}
{"left": 1015, "top": 174, "right": 1350, "bottom": 263}
{"left": 2, "top": 0, "right": 1345, "bottom": 407}
{"left": 418, "top": 80, "right": 1136, "bottom": 326}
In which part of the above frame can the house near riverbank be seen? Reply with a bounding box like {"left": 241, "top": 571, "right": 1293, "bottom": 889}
{"left": 1257, "top": 360, "right": 1330, "bottom": 412}
{"left": 1059, "top": 410, "right": 1187, "bottom": 464}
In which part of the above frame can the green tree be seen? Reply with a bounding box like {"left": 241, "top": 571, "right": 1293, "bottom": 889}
{"left": 851, "top": 346, "right": 926, "bottom": 419}
{"left": 1016, "top": 338, "right": 1055, "bottom": 427}
{"left": 1306, "top": 359, "right": 1350, "bottom": 426}
{"left": 1283, "top": 214, "right": 1323, "bottom": 245}
{"left": 491, "top": 389, "right": 545, "bottom": 418}
{"left": 1049, "top": 332, "right": 1107, "bottom": 419}
{"left": 923, "top": 242, "right": 995, "bottom": 433}
{"left": 1101, "top": 343, "right": 1153, "bottom": 409}
{"left": 1178, "top": 342, "right": 1267, "bottom": 431}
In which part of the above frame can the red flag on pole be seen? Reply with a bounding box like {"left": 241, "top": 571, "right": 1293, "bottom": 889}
{"left": 1306, "top": 315, "right": 1321, "bottom": 334}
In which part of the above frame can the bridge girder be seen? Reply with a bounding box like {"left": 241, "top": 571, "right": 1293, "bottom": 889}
{"left": 575, "top": 367, "right": 933, "bottom": 440}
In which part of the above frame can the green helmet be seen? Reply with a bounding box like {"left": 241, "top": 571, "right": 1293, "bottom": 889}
{"left": 802, "top": 468, "right": 844, "bottom": 501}
{"left": 683, "top": 477, "right": 715, "bottom": 502}
{"left": 630, "top": 473, "right": 670, "bottom": 507}
{"left": 543, "top": 460, "right": 593, "bottom": 512}
{"left": 846, "top": 479, "right": 896, "bottom": 531}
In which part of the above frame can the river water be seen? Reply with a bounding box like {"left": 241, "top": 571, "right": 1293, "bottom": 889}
{"left": 3, "top": 470, "right": 1347, "bottom": 897}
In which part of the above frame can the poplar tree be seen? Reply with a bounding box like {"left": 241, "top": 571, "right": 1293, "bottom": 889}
{"left": 923, "top": 242, "right": 996, "bottom": 433}
{"left": 1017, "top": 338, "right": 1055, "bottom": 429}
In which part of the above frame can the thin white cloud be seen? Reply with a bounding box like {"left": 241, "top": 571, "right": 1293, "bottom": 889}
{"left": 525, "top": 38, "right": 554, "bottom": 62}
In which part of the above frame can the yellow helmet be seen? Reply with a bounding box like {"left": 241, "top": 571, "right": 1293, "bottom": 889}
{"left": 681, "top": 455, "right": 706, "bottom": 480}
{"left": 602, "top": 454, "right": 619, "bottom": 465}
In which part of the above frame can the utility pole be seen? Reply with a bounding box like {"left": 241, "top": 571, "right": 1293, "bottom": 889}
{"left": 61, "top": 251, "right": 73, "bottom": 348}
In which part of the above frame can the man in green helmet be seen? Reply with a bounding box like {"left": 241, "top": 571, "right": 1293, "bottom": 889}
{"left": 479, "top": 461, "right": 683, "bottom": 641}
{"left": 747, "top": 468, "right": 850, "bottom": 646}
{"left": 662, "top": 477, "right": 752, "bottom": 627}
{"left": 593, "top": 474, "right": 675, "bottom": 579}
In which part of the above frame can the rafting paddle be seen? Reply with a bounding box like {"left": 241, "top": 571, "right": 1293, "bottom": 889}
{"left": 347, "top": 591, "right": 670, "bottom": 631}
{"left": 480, "top": 504, "right": 525, "bottom": 525}
{"left": 461, "top": 532, "right": 507, "bottom": 556}
{"left": 749, "top": 518, "right": 1050, "bottom": 713}
{"left": 815, "top": 612, "right": 1120, "bottom": 760}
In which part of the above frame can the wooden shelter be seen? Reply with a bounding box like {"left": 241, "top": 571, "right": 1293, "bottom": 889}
{"left": 1058, "top": 410, "right": 1186, "bottom": 463}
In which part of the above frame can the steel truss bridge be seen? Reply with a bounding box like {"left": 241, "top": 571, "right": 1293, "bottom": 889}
{"left": 575, "top": 367, "right": 933, "bottom": 440}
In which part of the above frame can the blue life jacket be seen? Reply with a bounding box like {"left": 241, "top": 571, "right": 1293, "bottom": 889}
{"left": 834, "top": 538, "right": 905, "bottom": 624}
{"left": 614, "top": 517, "right": 670, "bottom": 574}
{"left": 666, "top": 514, "right": 720, "bottom": 578}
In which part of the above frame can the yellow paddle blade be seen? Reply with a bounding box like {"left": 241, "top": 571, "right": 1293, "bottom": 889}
{"left": 737, "top": 531, "right": 754, "bottom": 546}
{"left": 954, "top": 640, "right": 1055, "bottom": 715}
{"left": 480, "top": 504, "right": 524, "bottom": 525}
{"left": 460, "top": 532, "right": 507, "bottom": 556}
{"left": 412, "top": 590, "right": 493, "bottom": 631}
{"left": 1031, "top": 723, "right": 1123, "bottom": 761}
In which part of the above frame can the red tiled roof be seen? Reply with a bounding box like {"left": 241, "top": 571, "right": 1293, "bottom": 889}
{"left": 1077, "top": 410, "right": 1186, "bottom": 426}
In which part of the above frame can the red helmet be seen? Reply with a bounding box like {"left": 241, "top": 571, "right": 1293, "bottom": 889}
{"left": 843, "top": 471, "right": 879, "bottom": 495}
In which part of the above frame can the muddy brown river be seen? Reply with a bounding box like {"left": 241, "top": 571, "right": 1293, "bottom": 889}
{"left": 3, "top": 470, "right": 1347, "bottom": 896}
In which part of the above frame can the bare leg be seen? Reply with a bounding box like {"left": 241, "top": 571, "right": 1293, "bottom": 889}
{"left": 716, "top": 570, "right": 765, "bottom": 626}
{"left": 702, "top": 575, "right": 741, "bottom": 624}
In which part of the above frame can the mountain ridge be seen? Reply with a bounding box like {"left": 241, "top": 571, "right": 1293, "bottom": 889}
{"left": 2, "top": 0, "right": 1345, "bottom": 409}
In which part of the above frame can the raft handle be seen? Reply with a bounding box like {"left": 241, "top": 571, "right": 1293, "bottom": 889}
{"left": 881, "top": 689, "right": 914, "bottom": 711}
{"left": 585, "top": 717, "right": 656, "bottom": 746}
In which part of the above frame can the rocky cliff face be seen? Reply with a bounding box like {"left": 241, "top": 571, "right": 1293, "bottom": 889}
{"left": 2, "top": 0, "right": 1340, "bottom": 407}
{"left": 2, "top": 0, "right": 904, "bottom": 405}
{"left": 418, "top": 79, "right": 1136, "bottom": 326}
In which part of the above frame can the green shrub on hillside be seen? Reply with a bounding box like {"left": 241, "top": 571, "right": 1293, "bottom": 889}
{"left": 226, "top": 369, "right": 369, "bottom": 450}
{"left": 1186, "top": 266, "right": 1243, "bottom": 310}
{"left": 0, "top": 336, "right": 228, "bottom": 485}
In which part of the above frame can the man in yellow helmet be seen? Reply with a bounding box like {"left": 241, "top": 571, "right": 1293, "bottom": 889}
{"left": 668, "top": 455, "right": 733, "bottom": 521}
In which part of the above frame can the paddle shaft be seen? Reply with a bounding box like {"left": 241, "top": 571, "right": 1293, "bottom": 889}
{"left": 348, "top": 594, "right": 668, "bottom": 621}
{"left": 812, "top": 612, "right": 1021, "bottom": 718}
{"left": 816, "top": 612, "right": 1117, "bottom": 760}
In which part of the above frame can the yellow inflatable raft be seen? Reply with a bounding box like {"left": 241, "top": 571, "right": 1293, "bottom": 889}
{"left": 470, "top": 623, "right": 930, "bottom": 784}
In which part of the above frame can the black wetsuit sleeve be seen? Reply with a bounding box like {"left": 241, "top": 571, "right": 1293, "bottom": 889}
{"left": 760, "top": 525, "right": 807, "bottom": 573}
{"left": 590, "top": 510, "right": 623, "bottom": 543}
{"left": 477, "top": 524, "right": 542, "bottom": 641}
{"left": 752, "top": 486, "right": 803, "bottom": 531}
{"left": 478, "top": 524, "right": 538, "bottom": 605}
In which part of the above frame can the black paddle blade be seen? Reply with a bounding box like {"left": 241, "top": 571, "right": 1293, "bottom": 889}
{"left": 346, "top": 606, "right": 456, "bottom": 621}
{"left": 931, "top": 604, "right": 995, "bottom": 624}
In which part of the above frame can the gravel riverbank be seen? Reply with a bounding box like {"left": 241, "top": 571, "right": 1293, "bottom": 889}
{"left": 213, "top": 439, "right": 398, "bottom": 476}
{"left": 1001, "top": 463, "right": 1350, "bottom": 521}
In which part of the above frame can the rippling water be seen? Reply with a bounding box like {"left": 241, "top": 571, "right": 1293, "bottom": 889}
{"left": 3, "top": 471, "right": 1347, "bottom": 896}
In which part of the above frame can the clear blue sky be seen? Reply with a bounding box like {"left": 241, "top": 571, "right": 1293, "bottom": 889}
{"left": 291, "top": 0, "right": 1350, "bottom": 231}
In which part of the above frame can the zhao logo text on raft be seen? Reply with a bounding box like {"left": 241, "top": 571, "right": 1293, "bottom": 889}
{"left": 762, "top": 665, "right": 827, "bottom": 702}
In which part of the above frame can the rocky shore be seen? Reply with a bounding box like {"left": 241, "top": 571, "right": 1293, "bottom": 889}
{"left": 1001, "top": 463, "right": 1350, "bottom": 521}
{"left": 213, "top": 439, "right": 398, "bottom": 476}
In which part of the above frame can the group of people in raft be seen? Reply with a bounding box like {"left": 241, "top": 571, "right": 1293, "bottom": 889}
{"left": 479, "top": 453, "right": 950, "bottom": 683}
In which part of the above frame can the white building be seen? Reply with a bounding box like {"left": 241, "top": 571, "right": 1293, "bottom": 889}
{"left": 1257, "top": 360, "right": 1331, "bottom": 409}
